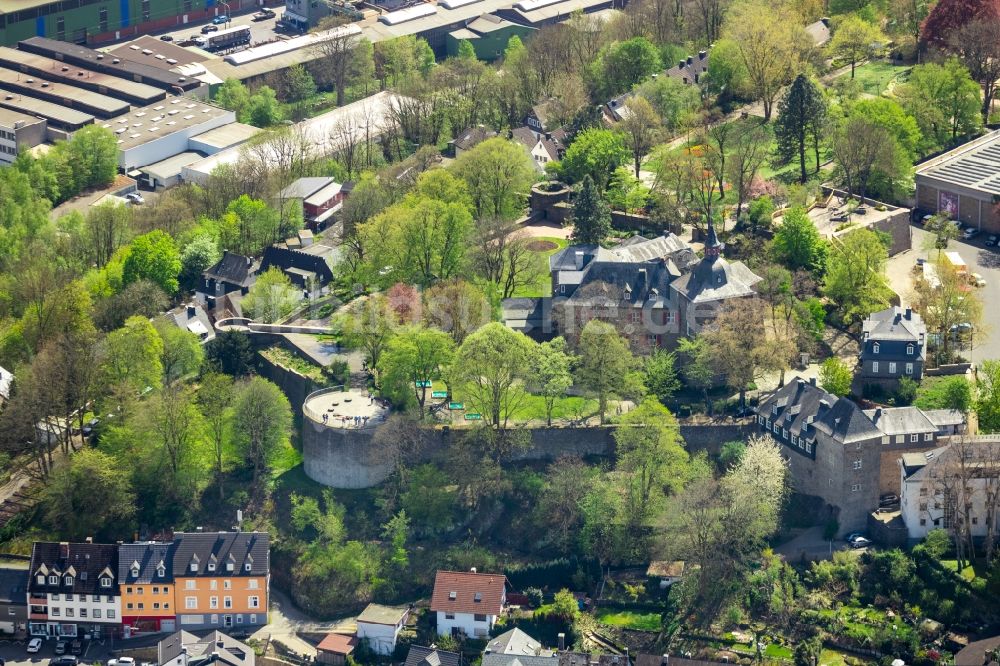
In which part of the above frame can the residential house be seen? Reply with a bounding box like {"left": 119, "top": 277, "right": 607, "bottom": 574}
{"left": 450, "top": 125, "right": 498, "bottom": 158}
{"left": 899, "top": 443, "right": 1000, "bottom": 541}
{"left": 605, "top": 51, "right": 709, "bottom": 121}
{"left": 317, "top": 633, "right": 359, "bottom": 666}
{"left": 277, "top": 178, "right": 345, "bottom": 230}
{"left": 356, "top": 603, "right": 409, "bottom": 655}
{"left": 430, "top": 570, "right": 506, "bottom": 638}
{"left": 172, "top": 531, "right": 269, "bottom": 631}
{"left": 259, "top": 246, "right": 335, "bottom": 296}
{"left": 160, "top": 304, "right": 215, "bottom": 343}
{"left": 512, "top": 126, "right": 565, "bottom": 171}
{"left": 119, "top": 542, "right": 176, "bottom": 635}
{"left": 525, "top": 100, "right": 555, "bottom": 134}
{"left": 28, "top": 541, "right": 121, "bottom": 638}
{"left": 483, "top": 629, "right": 557, "bottom": 666}
{"left": 406, "top": 646, "right": 463, "bottom": 666}
{"left": 0, "top": 559, "right": 28, "bottom": 634}
{"left": 921, "top": 409, "right": 967, "bottom": 436}
{"left": 668, "top": 222, "right": 762, "bottom": 336}
{"left": 755, "top": 378, "right": 949, "bottom": 534}
{"left": 158, "top": 630, "right": 256, "bottom": 666}
{"left": 805, "top": 18, "right": 831, "bottom": 46}
{"left": 199, "top": 251, "right": 258, "bottom": 313}
{"left": 954, "top": 634, "right": 1000, "bottom": 666}
{"left": 858, "top": 306, "right": 927, "bottom": 385}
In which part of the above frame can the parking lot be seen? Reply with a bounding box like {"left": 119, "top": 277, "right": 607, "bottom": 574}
{"left": 886, "top": 223, "right": 1000, "bottom": 364}
{"left": 147, "top": 8, "right": 282, "bottom": 48}
{"left": 0, "top": 638, "right": 113, "bottom": 666}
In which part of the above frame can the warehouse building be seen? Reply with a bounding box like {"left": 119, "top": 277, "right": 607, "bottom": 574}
{"left": 0, "top": 46, "right": 166, "bottom": 106}
{"left": 914, "top": 129, "right": 1000, "bottom": 233}
{"left": 0, "top": 66, "right": 129, "bottom": 118}
{"left": 446, "top": 14, "right": 534, "bottom": 60}
{"left": 0, "top": 88, "right": 93, "bottom": 133}
{"left": 0, "top": 0, "right": 262, "bottom": 48}
{"left": 18, "top": 37, "right": 204, "bottom": 93}
{"left": 0, "top": 106, "right": 45, "bottom": 163}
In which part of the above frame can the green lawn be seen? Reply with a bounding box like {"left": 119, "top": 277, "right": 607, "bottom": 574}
{"left": 443, "top": 386, "right": 599, "bottom": 424}
{"left": 940, "top": 559, "right": 981, "bottom": 580}
{"left": 848, "top": 61, "right": 912, "bottom": 97}
{"left": 594, "top": 608, "right": 662, "bottom": 631}
{"left": 512, "top": 236, "right": 569, "bottom": 298}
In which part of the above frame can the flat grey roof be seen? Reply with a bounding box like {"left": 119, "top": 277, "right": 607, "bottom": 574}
{"left": 104, "top": 96, "right": 232, "bottom": 152}
{"left": 0, "top": 46, "right": 164, "bottom": 104}
{"left": 0, "top": 66, "right": 130, "bottom": 116}
{"left": 0, "top": 88, "right": 94, "bottom": 128}
{"left": 0, "top": 105, "right": 42, "bottom": 128}
{"left": 500, "top": 0, "right": 611, "bottom": 23}
{"left": 140, "top": 151, "right": 207, "bottom": 181}
{"left": 105, "top": 35, "right": 209, "bottom": 69}
{"left": 190, "top": 122, "right": 260, "bottom": 150}
{"left": 916, "top": 129, "right": 1000, "bottom": 196}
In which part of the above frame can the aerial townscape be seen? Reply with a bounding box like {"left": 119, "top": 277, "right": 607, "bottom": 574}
{"left": 7, "top": 0, "right": 1000, "bottom": 664}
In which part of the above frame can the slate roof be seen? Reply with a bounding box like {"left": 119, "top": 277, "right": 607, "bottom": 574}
{"left": 279, "top": 177, "right": 336, "bottom": 201}
{"left": 486, "top": 628, "right": 545, "bottom": 656}
{"left": 607, "top": 51, "right": 710, "bottom": 120}
{"left": 357, "top": 603, "right": 408, "bottom": 626}
{"left": 203, "top": 251, "right": 257, "bottom": 288}
{"left": 161, "top": 303, "right": 215, "bottom": 342}
{"left": 160, "top": 630, "right": 254, "bottom": 666}
{"left": 118, "top": 542, "right": 174, "bottom": 584}
{"left": 863, "top": 306, "right": 926, "bottom": 343}
{"left": 260, "top": 246, "right": 334, "bottom": 285}
{"left": 452, "top": 125, "right": 497, "bottom": 152}
{"left": 901, "top": 449, "right": 943, "bottom": 480}
{"left": 171, "top": 532, "right": 269, "bottom": 577}
{"left": 805, "top": 18, "right": 831, "bottom": 45}
{"left": 955, "top": 633, "right": 1000, "bottom": 666}
{"left": 0, "top": 562, "right": 28, "bottom": 605}
{"left": 669, "top": 225, "right": 761, "bottom": 304}
{"left": 28, "top": 542, "right": 119, "bottom": 595}
{"left": 511, "top": 126, "right": 539, "bottom": 150}
{"left": 483, "top": 655, "right": 558, "bottom": 666}
{"left": 864, "top": 406, "right": 936, "bottom": 436}
{"left": 923, "top": 409, "right": 966, "bottom": 427}
{"left": 756, "top": 378, "right": 882, "bottom": 445}
{"left": 317, "top": 633, "right": 358, "bottom": 655}
{"left": 430, "top": 570, "right": 506, "bottom": 615}
{"left": 405, "top": 646, "right": 462, "bottom": 666}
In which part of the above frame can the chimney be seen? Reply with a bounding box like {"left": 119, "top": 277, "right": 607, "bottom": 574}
{"left": 662, "top": 656, "right": 669, "bottom": 666}
{"left": 637, "top": 268, "right": 647, "bottom": 284}
{"left": 187, "top": 305, "right": 196, "bottom": 317}
{"left": 85, "top": 537, "right": 93, "bottom": 544}
{"left": 59, "top": 542, "right": 69, "bottom": 560}
{"left": 821, "top": 16, "right": 830, "bottom": 25}
{"left": 574, "top": 250, "right": 584, "bottom": 270}
{"left": 698, "top": 50, "right": 707, "bottom": 59}
{"left": 246, "top": 256, "right": 252, "bottom": 267}
{"left": 905, "top": 307, "right": 912, "bottom": 319}
{"left": 678, "top": 60, "right": 685, "bottom": 69}
{"left": 470, "top": 567, "right": 477, "bottom": 573}
{"left": 874, "top": 408, "right": 882, "bottom": 420}
{"left": 686, "top": 55, "right": 693, "bottom": 64}
{"left": 558, "top": 633, "right": 565, "bottom": 651}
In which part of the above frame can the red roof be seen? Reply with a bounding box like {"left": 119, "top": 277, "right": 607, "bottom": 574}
{"left": 317, "top": 634, "right": 358, "bottom": 655}
{"left": 430, "top": 570, "right": 507, "bottom": 615}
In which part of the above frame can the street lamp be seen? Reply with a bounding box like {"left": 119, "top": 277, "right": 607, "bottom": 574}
{"left": 220, "top": 1, "right": 232, "bottom": 24}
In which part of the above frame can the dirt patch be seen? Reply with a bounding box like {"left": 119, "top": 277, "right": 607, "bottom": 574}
{"left": 527, "top": 240, "right": 559, "bottom": 252}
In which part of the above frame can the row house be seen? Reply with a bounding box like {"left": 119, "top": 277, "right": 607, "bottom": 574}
{"left": 119, "top": 542, "right": 176, "bottom": 635}
{"left": 28, "top": 542, "right": 121, "bottom": 639}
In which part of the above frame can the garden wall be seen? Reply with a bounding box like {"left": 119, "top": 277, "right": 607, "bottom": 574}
{"left": 257, "top": 351, "right": 319, "bottom": 414}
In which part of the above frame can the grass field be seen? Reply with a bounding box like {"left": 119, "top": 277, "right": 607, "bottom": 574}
{"left": 512, "top": 235, "right": 568, "bottom": 298}
{"left": 595, "top": 608, "right": 662, "bottom": 631}
{"left": 849, "top": 61, "right": 912, "bottom": 97}
{"left": 941, "top": 559, "right": 981, "bottom": 580}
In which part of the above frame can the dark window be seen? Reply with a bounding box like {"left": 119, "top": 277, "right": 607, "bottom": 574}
{"left": 474, "top": 614, "right": 487, "bottom": 622}
{"left": 142, "top": 0, "right": 151, "bottom": 22}
{"left": 56, "top": 16, "right": 65, "bottom": 41}
{"left": 184, "top": 0, "right": 193, "bottom": 10}
{"left": 99, "top": 7, "right": 108, "bottom": 32}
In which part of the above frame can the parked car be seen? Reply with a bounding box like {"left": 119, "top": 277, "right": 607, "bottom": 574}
{"left": 987, "top": 235, "right": 999, "bottom": 246}
{"left": 212, "top": 14, "right": 230, "bottom": 24}
{"left": 53, "top": 656, "right": 79, "bottom": 666}
{"left": 109, "top": 658, "right": 135, "bottom": 666}
{"left": 831, "top": 213, "right": 848, "bottom": 222}
{"left": 845, "top": 532, "right": 865, "bottom": 543}
{"left": 201, "top": 24, "right": 219, "bottom": 34}
{"left": 850, "top": 536, "right": 872, "bottom": 549}
{"left": 27, "top": 638, "right": 42, "bottom": 654}
{"left": 920, "top": 214, "right": 934, "bottom": 225}
{"left": 69, "top": 640, "right": 83, "bottom": 656}
{"left": 125, "top": 192, "right": 144, "bottom": 205}
{"left": 252, "top": 9, "right": 276, "bottom": 20}
{"left": 971, "top": 272, "right": 987, "bottom": 287}
{"left": 159, "top": 34, "right": 173, "bottom": 41}
{"left": 963, "top": 227, "right": 979, "bottom": 239}
{"left": 55, "top": 641, "right": 67, "bottom": 655}
{"left": 879, "top": 494, "right": 899, "bottom": 507}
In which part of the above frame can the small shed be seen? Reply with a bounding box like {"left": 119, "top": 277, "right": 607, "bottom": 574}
{"left": 317, "top": 633, "right": 358, "bottom": 666}
{"left": 646, "top": 561, "right": 686, "bottom": 588}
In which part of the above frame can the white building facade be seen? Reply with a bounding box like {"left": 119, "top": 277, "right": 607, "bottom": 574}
{"left": 356, "top": 604, "right": 408, "bottom": 655}
{"left": 430, "top": 571, "right": 506, "bottom": 638}
{"left": 28, "top": 542, "right": 122, "bottom": 639}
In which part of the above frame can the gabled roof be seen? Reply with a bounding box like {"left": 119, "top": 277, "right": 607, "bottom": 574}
{"left": 430, "top": 570, "right": 506, "bottom": 615}
{"left": 863, "top": 306, "right": 926, "bottom": 343}
{"left": 452, "top": 125, "right": 497, "bottom": 151}
{"left": 171, "top": 532, "right": 269, "bottom": 577}
{"left": 923, "top": 409, "right": 966, "bottom": 427}
{"left": 28, "top": 542, "right": 119, "bottom": 595}
{"left": 260, "top": 246, "right": 334, "bottom": 284}
{"left": 0, "top": 562, "right": 28, "bottom": 605}
{"left": 486, "top": 628, "right": 545, "bottom": 656}
{"left": 483, "top": 656, "right": 557, "bottom": 666}
{"left": 405, "top": 646, "right": 462, "bottom": 666}
{"left": 159, "top": 630, "right": 254, "bottom": 666}
{"left": 118, "top": 542, "right": 174, "bottom": 584}
{"left": 279, "top": 177, "right": 335, "bottom": 201}
{"left": 805, "top": 18, "right": 831, "bottom": 45}
{"left": 756, "top": 378, "right": 882, "bottom": 445}
{"left": 203, "top": 251, "right": 257, "bottom": 288}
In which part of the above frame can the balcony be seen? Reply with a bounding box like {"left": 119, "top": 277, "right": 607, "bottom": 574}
{"left": 29, "top": 612, "right": 48, "bottom": 620}
{"left": 29, "top": 595, "right": 47, "bottom": 603}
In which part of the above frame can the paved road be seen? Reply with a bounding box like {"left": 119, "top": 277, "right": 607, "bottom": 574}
{"left": 249, "top": 589, "right": 356, "bottom": 658}
{"left": 153, "top": 11, "right": 282, "bottom": 49}
{"left": 0, "top": 637, "right": 113, "bottom": 666}
{"left": 886, "top": 225, "right": 1000, "bottom": 364}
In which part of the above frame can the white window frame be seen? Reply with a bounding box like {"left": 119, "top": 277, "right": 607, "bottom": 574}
{"left": 186, "top": 597, "right": 198, "bottom": 610}
{"left": 907, "top": 344, "right": 914, "bottom": 355}
{"left": 873, "top": 343, "right": 880, "bottom": 354}
{"left": 249, "top": 596, "right": 259, "bottom": 609}
{"left": 911, "top": 434, "right": 918, "bottom": 442}
{"left": 906, "top": 363, "right": 914, "bottom": 375}
{"left": 889, "top": 362, "right": 897, "bottom": 374}
{"left": 872, "top": 361, "right": 879, "bottom": 373}
{"left": 853, "top": 460, "right": 862, "bottom": 470}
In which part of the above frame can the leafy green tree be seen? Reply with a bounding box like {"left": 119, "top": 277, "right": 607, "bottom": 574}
{"left": 243, "top": 267, "right": 299, "bottom": 324}
{"left": 401, "top": 464, "right": 456, "bottom": 535}
{"left": 455, "top": 323, "right": 536, "bottom": 428}
{"left": 849, "top": 98, "right": 922, "bottom": 161}
{"left": 923, "top": 528, "right": 952, "bottom": 559}
{"left": 556, "top": 128, "right": 629, "bottom": 188}
{"left": 532, "top": 337, "right": 574, "bottom": 426}
{"left": 772, "top": 207, "right": 827, "bottom": 273}
{"left": 551, "top": 589, "right": 580, "bottom": 621}
{"left": 457, "top": 39, "right": 477, "bottom": 60}
{"left": 775, "top": 74, "right": 827, "bottom": 183}
{"left": 618, "top": 96, "right": 661, "bottom": 179}
{"left": 719, "top": 440, "right": 746, "bottom": 469}
{"left": 832, "top": 112, "right": 908, "bottom": 204}
{"left": 382, "top": 510, "right": 410, "bottom": 570}
{"left": 820, "top": 357, "right": 853, "bottom": 396}
{"left": 644, "top": 349, "right": 680, "bottom": 403}
{"left": 570, "top": 175, "right": 612, "bottom": 245}
{"left": 198, "top": 372, "right": 234, "bottom": 501}
{"left": 204, "top": 330, "right": 255, "bottom": 377}
{"left": 925, "top": 214, "right": 961, "bottom": 259}
{"left": 219, "top": 195, "right": 282, "bottom": 256}
{"left": 101, "top": 316, "right": 164, "bottom": 401}
{"left": 536, "top": 458, "right": 597, "bottom": 553}
{"left": 794, "top": 637, "right": 822, "bottom": 666}
{"left": 678, "top": 336, "right": 714, "bottom": 413}
{"left": 823, "top": 228, "right": 893, "bottom": 325}
{"left": 122, "top": 230, "right": 181, "bottom": 294}
{"left": 636, "top": 75, "right": 702, "bottom": 131}
{"left": 246, "top": 86, "right": 284, "bottom": 127}
{"left": 897, "top": 58, "right": 982, "bottom": 149}
{"left": 338, "top": 294, "right": 397, "bottom": 377}
{"left": 580, "top": 476, "right": 623, "bottom": 564}
{"left": 42, "top": 449, "right": 136, "bottom": 540}
{"left": 915, "top": 375, "right": 973, "bottom": 410}
{"left": 154, "top": 319, "right": 205, "bottom": 385}
{"left": 66, "top": 125, "right": 119, "bottom": 191}
{"left": 215, "top": 78, "right": 252, "bottom": 117}
{"left": 232, "top": 376, "right": 292, "bottom": 488}
{"left": 576, "top": 320, "right": 634, "bottom": 423}
{"left": 704, "top": 38, "right": 750, "bottom": 99}
{"left": 284, "top": 64, "right": 317, "bottom": 103}
{"left": 179, "top": 234, "right": 220, "bottom": 291}
{"left": 977, "top": 360, "right": 1000, "bottom": 432}
{"left": 830, "top": 16, "right": 887, "bottom": 78}
{"left": 423, "top": 280, "right": 490, "bottom": 345}
{"left": 452, "top": 137, "right": 535, "bottom": 221}
{"left": 596, "top": 37, "right": 662, "bottom": 97}
{"left": 378, "top": 325, "right": 456, "bottom": 413}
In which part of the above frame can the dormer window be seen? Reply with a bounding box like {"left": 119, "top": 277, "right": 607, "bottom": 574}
{"left": 207, "top": 562, "right": 216, "bottom": 572}
{"left": 771, "top": 405, "right": 777, "bottom": 415}
{"left": 101, "top": 577, "right": 112, "bottom": 588}
{"left": 48, "top": 575, "right": 58, "bottom": 585}
{"left": 131, "top": 566, "right": 140, "bottom": 578}
{"left": 190, "top": 562, "right": 198, "bottom": 572}
{"left": 245, "top": 563, "right": 251, "bottom": 572}
{"left": 448, "top": 591, "right": 457, "bottom": 600}
{"left": 227, "top": 562, "right": 234, "bottom": 571}
{"left": 873, "top": 343, "right": 880, "bottom": 354}
{"left": 157, "top": 566, "right": 166, "bottom": 578}
{"left": 907, "top": 344, "right": 914, "bottom": 355}
{"left": 36, "top": 574, "right": 44, "bottom": 585}
{"left": 64, "top": 576, "right": 73, "bottom": 586}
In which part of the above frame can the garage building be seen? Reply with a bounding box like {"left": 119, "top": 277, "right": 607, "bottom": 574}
{"left": 914, "top": 129, "right": 1000, "bottom": 233}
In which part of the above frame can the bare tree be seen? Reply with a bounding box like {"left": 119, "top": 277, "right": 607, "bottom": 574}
{"left": 950, "top": 18, "right": 1000, "bottom": 123}
{"left": 619, "top": 96, "right": 662, "bottom": 178}
{"left": 726, "top": 121, "right": 770, "bottom": 225}
{"left": 471, "top": 217, "right": 545, "bottom": 299}
{"left": 311, "top": 18, "right": 372, "bottom": 106}
{"left": 832, "top": 115, "right": 900, "bottom": 205}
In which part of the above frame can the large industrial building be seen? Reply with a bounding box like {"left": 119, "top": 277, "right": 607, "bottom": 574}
{"left": 915, "top": 129, "right": 1000, "bottom": 233}
{"left": 0, "top": 106, "right": 45, "bottom": 163}
{"left": 0, "top": 0, "right": 263, "bottom": 47}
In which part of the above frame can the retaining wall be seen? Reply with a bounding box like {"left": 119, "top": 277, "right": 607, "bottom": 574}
{"left": 257, "top": 352, "right": 319, "bottom": 415}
